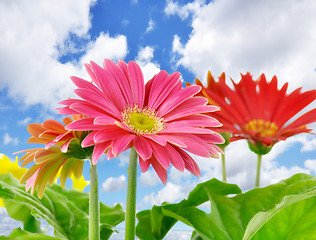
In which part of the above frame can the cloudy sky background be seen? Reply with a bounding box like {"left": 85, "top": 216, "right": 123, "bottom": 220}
{"left": 0, "top": 0, "right": 316, "bottom": 238}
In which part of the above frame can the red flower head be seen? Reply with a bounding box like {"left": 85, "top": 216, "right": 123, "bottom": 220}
{"left": 194, "top": 71, "right": 316, "bottom": 155}
{"left": 59, "top": 59, "right": 224, "bottom": 184}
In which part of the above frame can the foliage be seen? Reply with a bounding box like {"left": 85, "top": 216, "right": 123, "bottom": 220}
{"left": 0, "top": 173, "right": 125, "bottom": 239}
{"left": 136, "top": 173, "right": 316, "bottom": 240}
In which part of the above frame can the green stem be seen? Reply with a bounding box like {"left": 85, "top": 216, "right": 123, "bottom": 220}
{"left": 125, "top": 147, "right": 138, "bottom": 240}
{"left": 255, "top": 154, "right": 262, "bottom": 188}
{"left": 221, "top": 152, "right": 227, "bottom": 183}
{"left": 89, "top": 160, "right": 100, "bottom": 240}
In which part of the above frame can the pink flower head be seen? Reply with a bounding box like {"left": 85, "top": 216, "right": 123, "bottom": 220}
{"left": 59, "top": 59, "right": 224, "bottom": 183}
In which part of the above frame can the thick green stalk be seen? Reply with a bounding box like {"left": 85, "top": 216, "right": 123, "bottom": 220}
{"left": 89, "top": 161, "right": 100, "bottom": 240}
{"left": 255, "top": 154, "right": 262, "bottom": 188}
{"left": 125, "top": 147, "right": 138, "bottom": 240}
{"left": 221, "top": 152, "right": 227, "bottom": 183}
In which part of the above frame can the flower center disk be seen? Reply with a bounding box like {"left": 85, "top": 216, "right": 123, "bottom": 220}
{"left": 244, "top": 119, "right": 278, "bottom": 138}
{"left": 122, "top": 106, "right": 165, "bottom": 135}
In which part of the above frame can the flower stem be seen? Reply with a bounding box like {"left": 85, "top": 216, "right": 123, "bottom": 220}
{"left": 125, "top": 147, "right": 138, "bottom": 240}
{"left": 89, "top": 160, "right": 100, "bottom": 240}
{"left": 255, "top": 154, "right": 262, "bottom": 188}
{"left": 221, "top": 152, "right": 227, "bottom": 183}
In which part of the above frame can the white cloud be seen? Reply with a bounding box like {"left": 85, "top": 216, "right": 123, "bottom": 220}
{"left": 304, "top": 159, "right": 316, "bottom": 174}
{"left": 164, "top": 0, "right": 206, "bottom": 20}
{"left": 136, "top": 46, "right": 161, "bottom": 82}
{"left": 0, "top": 208, "right": 22, "bottom": 236}
{"left": 122, "top": 19, "right": 130, "bottom": 27}
{"left": 3, "top": 133, "right": 18, "bottom": 146}
{"left": 0, "top": 0, "right": 128, "bottom": 111}
{"left": 171, "top": 0, "right": 316, "bottom": 93}
{"left": 139, "top": 181, "right": 194, "bottom": 208}
{"left": 17, "top": 117, "right": 32, "bottom": 126}
{"left": 140, "top": 169, "right": 161, "bottom": 187}
{"left": 79, "top": 32, "right": 128, "bottom": 66}
{"left": 145, "top": 19, "right": 155, "bottom": 33}
{"left": 101, "top": 175, "right": 127, "bottom": 192}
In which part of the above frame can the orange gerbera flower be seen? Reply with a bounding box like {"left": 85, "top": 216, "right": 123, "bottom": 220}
{"left": 193, "top": 71, "right": 316, "bottom": 155}
{"left": 14, "top": 115, "right": 92, "bottom": 198}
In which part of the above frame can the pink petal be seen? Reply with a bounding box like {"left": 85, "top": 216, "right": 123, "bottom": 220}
{"left": 134, "top": 136, "right": 153, "bottom": 160}
{"left": 90, "top": 61, "right": 126, "bottom": 111}
{"left": 149, "top": 141, "right": 170, "bottom": 169}
{"left": 128, "top": 61, "right": 145, "bottom": 107}
{"left": 74, "top": 88, "right": 121, "bottom": 119}
{"left": 163, "top": 133, "right": 211, "bottom": 158}
{"left": 70, "top": 102, "right": 109, "bottom": 118}
{"left": 104, "top": 59, "right": 134, "bottom": 106}
{"left": 150, "top": 156, "right": 168, "bottom": 184}
{"left": 157, "top": 85, "right": 202, "bottom": 117}
{"left": 93, "top": 126, "right": 130, "bottom": 143}
{"left": 167, "top": 114, "right": 222, "bottom": 128}
{"left": 160, "top": 134, "right": 187, "bottom": 148}
{"left": 165, "top": 144, "right": 185, "bottom": 172}
{"left": 57, "top": 106, "right": 81, "bottom": 115}
{"left": 161, "top": 124, "right": 213, "bottom": 134}
{"left": 143, "top": 134, "right": 167, "bottom": 146}
{"left": 81, "top": 131, "right": 97, "bottom": 147}
{"left": 177, "top": 149, "right": 200, "bottom": 177}
{"left": 164, "top": 98, "right": 219, "bottom": 122}
{"left": 139, "top": 157, "right": 150, "bottom": 173}
{"left": 92, "top": 141, "right": 111, "bottom": 164}
{"left": 106, "top": 146, "right": 115, "bottom": 160}
{"left": 94, "top": 115, "right": 117, "bottom": 125}
{"left": 111, "top": 134, "right": 134, "bottom": 157}
{"left": 148, "top": 71, "right": 181, "bottom": 110}
{"left": 60, "top": 139, "right": 72, "bottom": 153}
{"left": 66, "top": 117, "right": 103, "bottom": 131}
{"left": 197, "top": 132, "right": 225, "bottom": 145}
{"left": 147, "top": 71, "right": 169, "bottom": 105}
{"left": 70, "top": 76, "right": 104, "bottom": 95}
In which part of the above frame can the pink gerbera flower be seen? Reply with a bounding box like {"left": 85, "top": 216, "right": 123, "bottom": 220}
{"left": 59, "top": 59, "right": 224, "bottom": 183}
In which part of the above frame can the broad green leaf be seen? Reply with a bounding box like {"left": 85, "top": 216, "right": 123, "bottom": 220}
{"left": 136, "top": 173, "right": 316, "bottom": 240}
{"left": 4, "top": 200, "right": 42, "bottom": 233}
{"left": 136, "top": 205, "right": 178, "bottom": 240}
{"left": 136, "top": 179, "right": 241, "bottom": 240}
{"left": 0, "top": 173, "right": 125, "bottom": 239}
{"left": 0, "top": 228, "right": 63, "bottom": 240}
{"left": 243, "top": 188, "right": 316, "bottom": 240}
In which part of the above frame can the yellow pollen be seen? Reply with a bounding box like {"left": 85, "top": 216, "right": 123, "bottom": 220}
{"left": 244, "top": 119, "right": 278, "bottom": 138}
{"left": 122, "top": 105, "right": 165, "bottom": 135}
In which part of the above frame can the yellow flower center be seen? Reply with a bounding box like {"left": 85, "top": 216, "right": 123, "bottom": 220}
{"left": 244, "top": 119, "right": 278, "bottom": 138}
{"left": 122, "top": 106, "right": 165, "bottom": 135}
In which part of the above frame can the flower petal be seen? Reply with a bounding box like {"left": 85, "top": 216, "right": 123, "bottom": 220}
{"left": 134, "top": 136, "right": 153, "bottom": 160}
{"left": 92, "top": 141, "right": 111, "bottom": 164}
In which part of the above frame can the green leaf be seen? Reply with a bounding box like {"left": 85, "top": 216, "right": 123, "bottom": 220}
{"left": 0, "top": 173, "right": 125, "bottom": 239}
{"left": 4, "top": 200, "right": 42, "bottom": 233}
{"left": 243, "top": 188, "right": 316, "bottom": 240}
{"left": 0, "top": 228, "right": 63, "bottom": 240}
{"left": 136, "top": 173, "right": 316, "bottom": 240}
{"left": 136, "top": 205, "right": 178, "bottom": 240}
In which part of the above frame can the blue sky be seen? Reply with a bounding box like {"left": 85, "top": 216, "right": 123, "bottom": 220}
{"left": 0, "top": 0, "right": 316, "bottom": 238}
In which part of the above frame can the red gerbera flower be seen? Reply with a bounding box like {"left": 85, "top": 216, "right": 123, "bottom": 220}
{"left": 194, "top": 71, "right": 316, "bottom": 155}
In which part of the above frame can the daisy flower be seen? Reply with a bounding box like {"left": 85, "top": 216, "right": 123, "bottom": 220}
{"left": 14, "top": 115, "right": 91, "bottom": 198}
{"left": 194, "top": 71, "right": 316, "bottom": 155}
{"left": 59, "top": 59, "right": 224, "bottom": 183}
{"left": 194, "top": 71, "right": 316, "bottom": 187}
